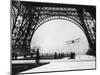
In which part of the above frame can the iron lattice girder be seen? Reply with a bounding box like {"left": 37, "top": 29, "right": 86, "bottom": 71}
{"left": 11, "top": 1, "right": 96, "bottom": 52}
{"left": 24, "top": 7, "right": 82, "bottom": 48}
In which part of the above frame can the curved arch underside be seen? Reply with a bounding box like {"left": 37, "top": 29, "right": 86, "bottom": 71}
{"left": 11, "top": 1, "right": 96, "bottom": 56}
{"left": 35, "top": 16, "right": 85, "bottom": 33}
{"left": 31, "top": 19, "right": 89, "bottom": 54}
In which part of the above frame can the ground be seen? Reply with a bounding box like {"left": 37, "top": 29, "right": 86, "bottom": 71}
{"left": 12, "top": 55, "right": 96, "bottom": 75}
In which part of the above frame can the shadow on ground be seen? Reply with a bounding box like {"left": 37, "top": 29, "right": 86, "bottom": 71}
{"left": 12, "top": 62, "right": 49, "bottom": 75}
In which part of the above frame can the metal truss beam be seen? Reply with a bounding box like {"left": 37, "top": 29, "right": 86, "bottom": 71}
{"left": 11, "top": 1, "right": 96, "bottom": 56}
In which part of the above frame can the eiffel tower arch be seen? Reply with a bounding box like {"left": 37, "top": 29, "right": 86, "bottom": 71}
{"left": 11, "top": 1, "right": 96, "bottom": 57}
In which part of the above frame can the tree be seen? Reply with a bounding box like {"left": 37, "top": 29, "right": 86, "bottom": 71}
{"left": 54, "top": 52, "right": 57, "bottom": 59}
{"left": 70, "top": 52, "right": 75, "bottom": 59}
{"left": 30, "top": 48, "right": 35, "bottom": 58}
{"left": 58, "top": 53, "right": 61, "bottom": 59}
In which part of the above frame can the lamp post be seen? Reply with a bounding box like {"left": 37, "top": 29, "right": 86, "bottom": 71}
{"left": 35, "top": 48, "right": 40, "bottom": 64}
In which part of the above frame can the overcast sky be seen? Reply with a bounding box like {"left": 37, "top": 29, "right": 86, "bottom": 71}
{"left": 31, "top": 19, "right": 89, "bottom": 54}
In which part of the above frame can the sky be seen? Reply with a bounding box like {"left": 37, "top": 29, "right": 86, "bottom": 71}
{"left": 30, "top": 19, "right": 89, "bottom": 54}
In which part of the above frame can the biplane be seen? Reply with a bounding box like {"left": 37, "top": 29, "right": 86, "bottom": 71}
{"left": 66, "top": 38, "right": 80, "bottom": 44}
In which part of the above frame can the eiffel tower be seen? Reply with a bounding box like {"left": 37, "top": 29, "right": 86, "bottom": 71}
{"left": 11, "top": 1, "right": 96, "bottom": 57}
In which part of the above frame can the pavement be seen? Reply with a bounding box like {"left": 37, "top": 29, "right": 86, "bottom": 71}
{"left": 11, "top": 55, "right": 96, "bottom": 74}
{"left": 19, "top": 60, "right": 95, "bottom": 74}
